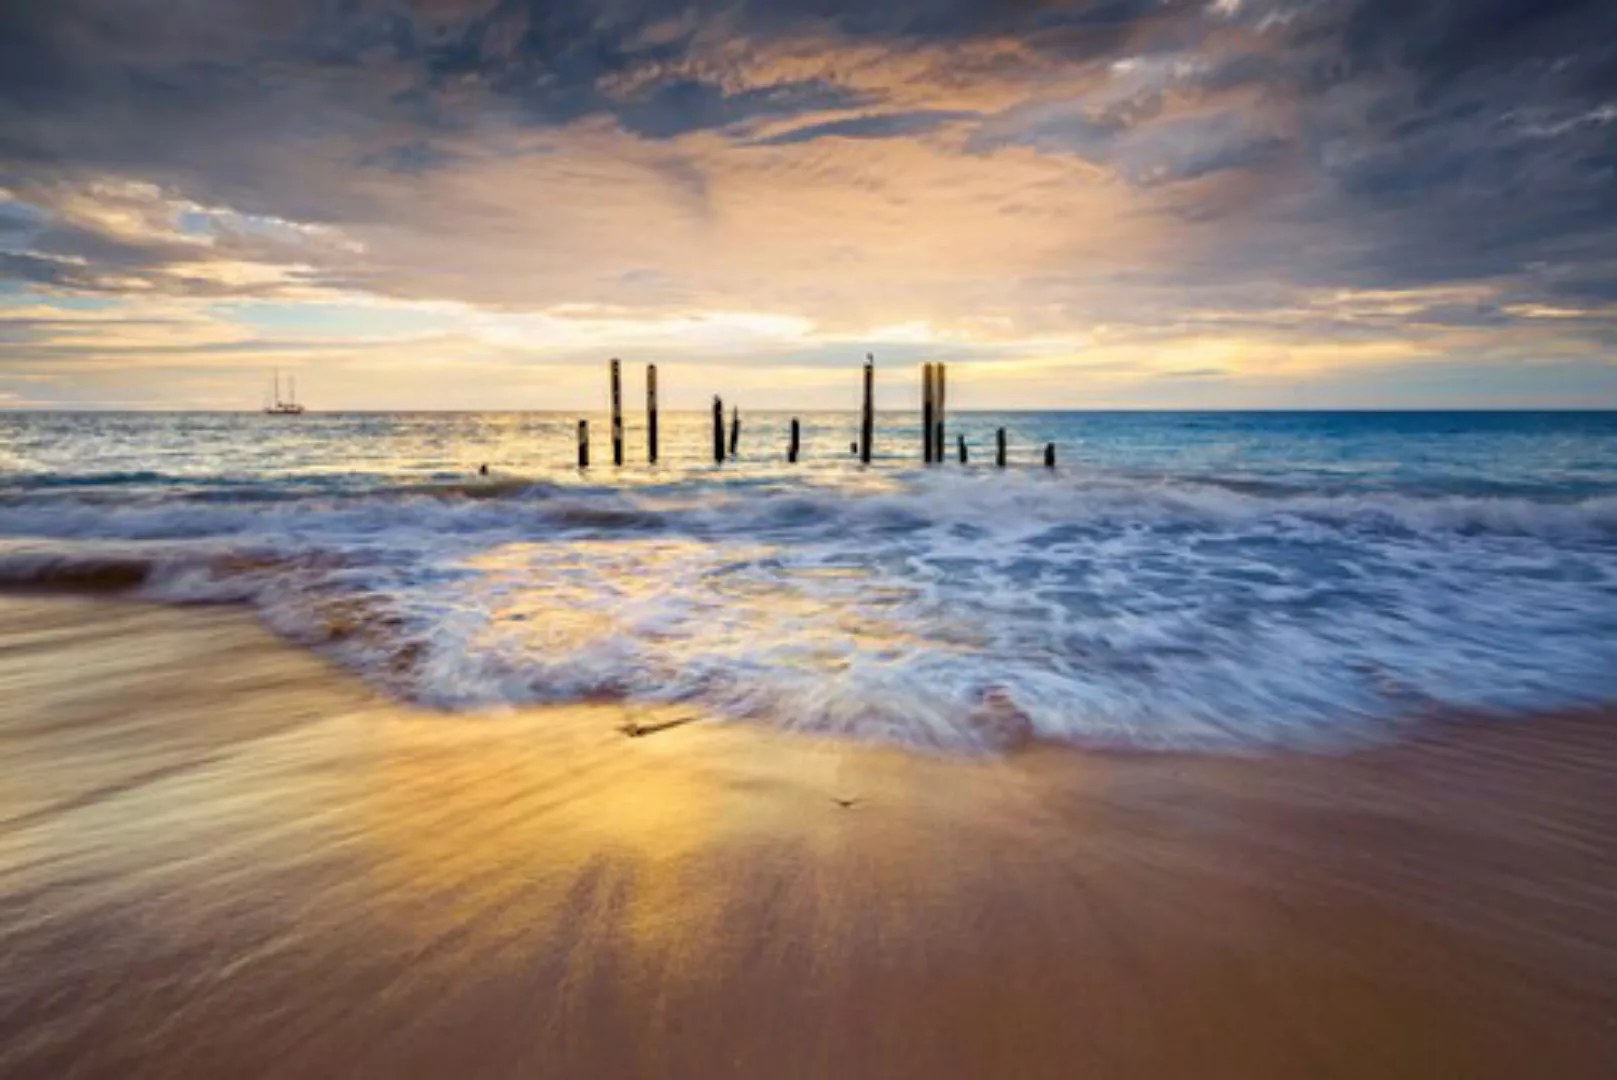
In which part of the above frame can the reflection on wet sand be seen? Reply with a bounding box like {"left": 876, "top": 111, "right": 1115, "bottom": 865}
{"left": 1, "top": 595, "right": 1613, "bottom": 1078}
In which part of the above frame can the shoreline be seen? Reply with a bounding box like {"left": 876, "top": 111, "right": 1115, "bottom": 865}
{"left": 1, "top": 594, "right": 1613, "bottom": 1078}
{"left": 8, "top": 578, "right": 1607, "bottom": 760}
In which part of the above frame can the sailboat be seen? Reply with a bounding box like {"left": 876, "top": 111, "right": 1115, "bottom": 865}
{"left": 264, "top": 369, "right": 307, "bottom": 415}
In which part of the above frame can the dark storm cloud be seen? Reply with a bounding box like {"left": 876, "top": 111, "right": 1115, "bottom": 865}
{"left": 1209, "top": 0, "right": 1617, "bottom": 287}
{"left": 971, "top": 103, "right": 1287, "bottom": 188}
{"left": 0, "top": 200, "right": 48, "bottom": 247}
{"left": 1542, "top": 269, "right": 1617, "bottom": 305}
{"left": 0, "top": 1, "right": 1191, "bottom": 165}
{"left": 361, "top": 0, "right": 1200, "bottom": 138}
{"left": 1329, "top": 0, "right": 1617, "bottom": 91}
{"left": 358, "top": 142, "right": 461, "bottom": 175}
{"left": 0, "top": 252, "right": 93, "bottom": 290}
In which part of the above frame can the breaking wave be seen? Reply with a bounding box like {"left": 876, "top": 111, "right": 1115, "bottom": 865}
{"left": 3, "top": 467, "right": 1616, "bottom": 753}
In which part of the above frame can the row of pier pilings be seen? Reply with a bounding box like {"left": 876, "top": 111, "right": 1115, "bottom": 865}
{"left": 575, "top": 357, "right": 1057, "bottom": 468}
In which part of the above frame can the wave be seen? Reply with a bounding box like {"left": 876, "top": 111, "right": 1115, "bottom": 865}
{"left": 3, "top": 470, "right": 180, "bottom": 490}
{"left": 0, "top": 551, "right": 157, "bottom": 592}
{"left": 3, "top": 470, "right": 1614, "bottom": 754}
{"left": 2, "top": 471, "right": 1616, "bottom": 545}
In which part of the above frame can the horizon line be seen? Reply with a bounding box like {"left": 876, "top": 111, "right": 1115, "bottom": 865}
{"left": 7, "top": 406, "right": 1617, "bottom": 417}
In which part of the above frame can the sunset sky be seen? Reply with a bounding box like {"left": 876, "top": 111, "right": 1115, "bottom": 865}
{"left": 2, "top": 0, "right": 1615, "bottom": 410}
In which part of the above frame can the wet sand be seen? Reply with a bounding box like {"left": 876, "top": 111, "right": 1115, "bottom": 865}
{"left": 0, "top": 595, "right": 1613, "bottom": 1079}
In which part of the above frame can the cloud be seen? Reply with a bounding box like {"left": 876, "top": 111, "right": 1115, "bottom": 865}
{"left": 612, "top": 78, "right": 878, "bottom": 138}
{"left": 1, "top": 252, "right": 96, "bottom": 290}
{"left": 0, "top": 197, "right": 49, "bottom": 247}
{"left": 0, "top": 178, "right": 362, "bottom": 299}
{"left": 975, "top": 102, "right": 1289, "bottom": 186}
{"left": 359, "top": 141, "right": 461, "bottom": 174}
{"left": 750, "top": 109, "right": 980, "bottom": 146}
{"left": 0, "top": 0, "right": 1613, "bottom": 407}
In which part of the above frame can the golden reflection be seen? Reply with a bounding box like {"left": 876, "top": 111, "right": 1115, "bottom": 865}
{"left": 344, "top": 705, "right": 761, "bottom": 977}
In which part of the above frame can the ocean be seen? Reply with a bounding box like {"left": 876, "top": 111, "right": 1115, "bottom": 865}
{"left": 2, "top": 409, "right": 1615, "bottom": 752}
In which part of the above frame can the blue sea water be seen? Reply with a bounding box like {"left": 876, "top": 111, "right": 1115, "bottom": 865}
{"left": 2, "top": 410, "right": 1615, "bottom": 751}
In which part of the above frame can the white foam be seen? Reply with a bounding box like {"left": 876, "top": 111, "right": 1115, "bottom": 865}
{"left": 3, "top": 469, "right": 1615, "bottom": 752}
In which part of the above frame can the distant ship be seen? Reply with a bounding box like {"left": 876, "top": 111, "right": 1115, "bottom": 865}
{"left": 264, "top": 370, "right": 307, "bottom": 415}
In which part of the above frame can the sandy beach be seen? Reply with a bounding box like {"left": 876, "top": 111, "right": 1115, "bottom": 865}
{"left": 0, "top": 593, "right": 1613, "bottom": 1078}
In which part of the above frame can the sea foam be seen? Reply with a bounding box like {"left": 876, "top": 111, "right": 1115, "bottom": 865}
{"left": 3, "top": 465, "right": 1614, "bottom": 753}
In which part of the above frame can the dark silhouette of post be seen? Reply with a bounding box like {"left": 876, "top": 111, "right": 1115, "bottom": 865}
{"left": 861, "top": 354, "right": 875, "bottom": 464}
{"left": 729, "top": 407, "right": 741, "bottom": 457}
{"left": 577, "top": 419, "right": 590, "bottom": 468}
{"left": 712, "top": 396, "right": 725, "bottom": 463}
{"left": 1044, "top": 442, "right": 1056, "bottom": 468}
{"left": 609, "top": 358, "right": 624, "bottom": 467}
{"left": 922, "top": 363, "right": 935, "bottom": 464}
{"left": 789, "top": 418, "right": 801, "bottom": 463}
{"left": 996, "top": 427, "right": 1007, "bottom": 468}
{"left": 934, "top": 362, "right": 947, "bottom": 464}
{"left": 957, "top": 434, "right": 967, "bottom": 464}
{"left": 646, "top": 364, "right": 659, "bottom": 465}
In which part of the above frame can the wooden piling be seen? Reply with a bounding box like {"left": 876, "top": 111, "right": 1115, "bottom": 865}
{"left": 934, "top": 362, "right": 947, "bottom": 464}
{"left": 958, "top": 433, "right": 968, "bottom": 464}
{"left": 712, "top": 396, "right": 725, "bottom": 463}
{"left": 577, "top": 419, "right": 589, "bottom": 469}
{"left": 729, "top": 407, "right": 741, "bottom": 457}
{"left": 922, "top": 363, "right": 935, "bottom": 464}
{"left": 789, "top": 418, "right": 801, "bottom": 463}
{"left": 861, "top": 354, "right": 875, "bottom": 465}
{"left": 609, "top": 358, "right": 624, "bottom": 467}
{"left": 1045, "top": 442, "right": 1056, "bottom": 468}
{"left": 996, "top": 427, "right": 1007, "bottom": 468}
{"left": 646, "top": 364, "right": 659, "bottom": 465}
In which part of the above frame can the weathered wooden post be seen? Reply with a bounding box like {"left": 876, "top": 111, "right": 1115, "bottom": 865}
{"left": 996, "top": 427, "right": 1007, "bottom": 468}
{"left": 861, "top": 354, "right": 875, "bottom": 465}
{"left": 922, "top": 363, "right": 935, "bottom": 464}
{"left": 1044, "top": 442, "right": 1056, "bottom": 468}
{"left": 712, "top": 396, "right": 725, "bottom": 463}
{"left": 646, "top": 364, "right": 659, "bottom": 465}
{"left": 789, "top": 418, "right": 801, "bottom": 463}
{"left": 934, "top": 362, "right": 947, "bottom": 464}
{"left": 729, "top": 407, "right": 741, "bottom": 457}
{"left": 609, "top": 358, "right": 624, "bottom": 467}
{"left": 577, "top": 419, "right": 590, "bottom": 468}
{"left": 958, "top": 433, "right": 968, "bottom": 464}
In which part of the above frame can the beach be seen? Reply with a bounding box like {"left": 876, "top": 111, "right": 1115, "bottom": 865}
{"left": 2, "top": 593, "right": 1612, "bottom": 1078}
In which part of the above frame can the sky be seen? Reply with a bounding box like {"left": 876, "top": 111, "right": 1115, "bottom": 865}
{"left": 1, "top": 0, "right": 1615, "bottom": 411}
